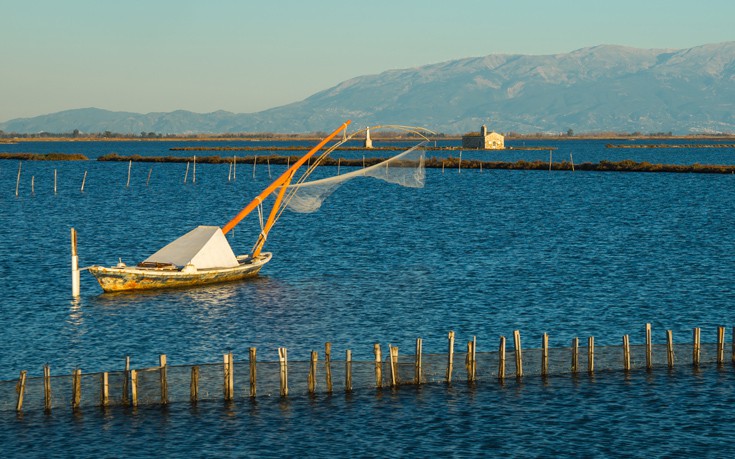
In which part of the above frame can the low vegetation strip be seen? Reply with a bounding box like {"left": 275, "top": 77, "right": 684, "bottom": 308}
{"left": 97, "top": 154, "right": 735, "bottom": 174}
{"left": 607, "top": 143, "right": 735, "bottom": 149}
{"left": 0, "top": 152, "right": 88, "bottom": 161}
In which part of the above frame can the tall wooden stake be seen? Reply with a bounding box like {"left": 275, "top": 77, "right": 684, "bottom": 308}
{"left": 588, "top": 337, "right": 595, "bottom": 374}
{"left": 389, "top": 345, "right": 398, "bottom": 387}
{"left": 646, "top": 323, "right": 652, "bottom": 370}
{"left": 666, "top": 330, "right": 675, "bottom": 368}
{"left": 325, "top": 342, "right": 333, "bottom": 394}
{"left": 717, "top": 326, "right": 726, "bottom": 365}
{"left": 415, "top": 338, "right": 423, "bottom": 385}
{"left": 345, "top": 350, "right": 353, "bottom": 392}
{"left": 160, "top": 354, "right": 168, "bottom": 405}
{"left": 278, "top": 347, "right": 288, "bottom": 397}
{"left": 72, "top": 368, "right": 81, "bottom": 411}
{"left": 184, "top": 162, "right": 189, "bottom": 184}
{"left": 623, "top": 335, "right": 631, "bottom": 371}
{"left": 374, "top": 344, "right": 383, "bottom": 388}
{"left": 71, "top": 228, "right": 80, "bottom": 297}
{"left": 514, "top": 330, "right": 523, "bottom": 378}
{"left": 54, "top": 169, "right": 57, "bottom": 194}
{"left": 190, "top": 366, "right": 199, "bottom": 403}
{"left": 16, "top": 370, "right": 27, "bottom": 412}
{"left": 122, "top": 356, "right": 130, "bottom": 405}
{"left": 541, "top": 333, "right": 549, "bottom": 377}
{"left": 249, "top": 348, "right": 257, "bottom": 398}
{"left": 572, "top": 337, "right": 579, "bottom": 374}
{"left": 193, "top": 155, "right": 196, "bottom": 183}
{"left": 446, "top": 331, "right": 455, "bottom": 383}
{"left": 44, "top": 365, "right": 52, "bottom": 412}
{"left": 308, "top": 350, "right": 318, "bottom": 394}
{"left": 130, "top": 369, "right": 138, "bottom": 407}
{"left": 126, "top": 160, "right": 131, "bottom": 188}
{"left": 498, "top": 336, "right": 506, "bottom": 381}
{"left": 81, "top": 170, "right": 88, "bottom": 192}
{"left": 16, "top": 161, "right": 21, "bottom": 197}
{"left": 146, "top": 168, "right": 152, "bottom": 186}
{"left": 693, "top": 327, "right": 701, "bottom": 367}
{"left": 101, "top": 372, "right": 109, "bottom": 408}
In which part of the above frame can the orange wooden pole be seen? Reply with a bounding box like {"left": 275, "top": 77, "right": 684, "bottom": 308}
{"left": 252, "top": 171, "right": 294, "bottom": 257}
{"left": 221, "top": 120, "right": 350, "bottom": 235}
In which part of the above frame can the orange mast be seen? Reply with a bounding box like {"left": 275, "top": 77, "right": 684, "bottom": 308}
{"left": 221, "top": 120, "right": 351, "bottom": 236}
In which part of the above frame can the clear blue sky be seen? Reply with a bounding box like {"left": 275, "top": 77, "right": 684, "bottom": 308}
{"left": 1, "top": 0, "right": 733, "bottom": 121}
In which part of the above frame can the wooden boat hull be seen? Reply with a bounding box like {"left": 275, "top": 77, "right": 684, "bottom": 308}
{"left": 88, "top": 253, "right": 272, "bottom": 293}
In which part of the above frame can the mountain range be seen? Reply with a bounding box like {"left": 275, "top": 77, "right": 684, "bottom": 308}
{"left": 2, "top": 42, "right": 734, "bottom": 135}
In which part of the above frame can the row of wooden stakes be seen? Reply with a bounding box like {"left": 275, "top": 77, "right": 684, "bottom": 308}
{"left": 11, "top": 325, "right": 734, "bottom": 413}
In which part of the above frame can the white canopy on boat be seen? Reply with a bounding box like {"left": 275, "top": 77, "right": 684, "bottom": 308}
{"left": 143, "top": 226, "right": 239, "bottom": 269}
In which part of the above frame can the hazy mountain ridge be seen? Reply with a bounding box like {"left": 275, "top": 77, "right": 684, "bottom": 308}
{"left": 2, "top": 42, "right": 734, "bottom": 134}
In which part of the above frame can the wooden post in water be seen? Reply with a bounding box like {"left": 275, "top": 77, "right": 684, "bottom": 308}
{"left": 54, "top": 169, "right": 57, "bottom": 194}
{"left": 184, "top": 162, "right": 190, "bottom": 184}
{"left": 570, "top": 152, "right": 575, "bottom": 172}
{"left": 693, "top": 328, "right": 701, "bottom": 367}
{"left": 159, "top": 354, "right": 168, "bottom": 405}
{"left": 623, "top": 335, "right": 631, "bottom": 371}
{"left": 572, "top": 337, "right": 579, "bottom": 374}
{"left": 442, "top": 161, "right": 445, "bottom": 174}
{"left": 31, "top": 176, "right": 34, "bottom": 194}
{"left": 325, "top": 343, "right": 333, "bottom": 394}
{"left": 146, "top": 168, "right": 152, "bottom": 186}
{"left": 458, "top": 151, "right": 462, "bottom": 174}
{"left": 588, "top": 337, "right": 595, "bottom": 374}
{"left": 249, "top": 348, "right": 257, "bottom": 398}
{"left": 549, "top": 150, "right": 552, "bottom": 171}
{"left": 72, "top": 368, "right": 81, "bottom": 411}
{"left": 646, "top": 323, "right": 653, "bottom": 370}
{"left": 666, "top": 330, "right": 675, "bottom": 368}
{"left": 278, "top": 347, "right": 288, "bottom": 397}
{"left": 308, "top": 350, "right": 318, "bottom": 394}
{"left": 252, "top": 155, "right": 257, "bottom": 179}
{"left": 471, "top": 336, "right": 477, "bottom": 382}
{"left": 374, "top": 344, "right": 383, "bottom": 389}
{"left": 193, "top": 155, "right": 196, "bottom": 184}
{"left": 190, "top": 366, "right": 199, "bottom": 403}
{"left": 233, "top": 156, "right": 237, "bottom": 181}
{"left": 446, "top": 331, "right": 455, "bottom": 383}
{"left": 267, "top": 157, "right": 271, "bottom": 178}
{"left": 130, "top": 369, "right": 138, "bottom": 407}
{"left": 71, "top": 228, "right": 80, "bottom": 297}
{"left": 16, "top": 161, "right": 21, "bottom": 197}
{"left": 223, "top": 352, "right": 234, "bottom": 401}
{"left": 101, "top": 372, "right": 109, "bottom": 408}
{"left": 345, "top": 350, "right": 353, "bottom": 392}
{"left": 16, "top": 370, "right": 27, "bottom": 413}
{"left": 514, "top": 330, "right": 523, "bottom": 378}
{"left": 541, "top": 333, "right": 549, "bottom": 377}
{"left": 717, "top": 326, "right": 726, "bottom": 365}
{"left": 122, "top": 356, "right": 130, "bottom": 405}
{"left": 498, "top": 336, "right": 506, "bottom": 381}
{"left": 126, "top": 161, "right": 131, "bottom": 188}
{"left": 228, "top": 161, "right": 232, "bottom": 182}
{"left": 414, "top": 338, "right": 423, "bottom": 385}
{"left": 81, "top": 170, "right": 88, "bottom": 192}
{"left": 389, "top": 345, "right": 398, "bottom": 387}
{"left": 44, "top": 365, "right": 52, "bottom": 412}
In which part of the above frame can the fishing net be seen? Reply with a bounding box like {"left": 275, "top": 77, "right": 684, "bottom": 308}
{"left": 284, "top": 143, "right": 426, "bottom": 213}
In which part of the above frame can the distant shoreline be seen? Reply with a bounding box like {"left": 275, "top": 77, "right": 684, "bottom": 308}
{"left": 2, "top": 134, "right": 735, "bottom": 143}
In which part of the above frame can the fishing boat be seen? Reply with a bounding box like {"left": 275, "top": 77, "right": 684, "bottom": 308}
{"left": 78, "top": 120, "right": 429, "bottom": 294}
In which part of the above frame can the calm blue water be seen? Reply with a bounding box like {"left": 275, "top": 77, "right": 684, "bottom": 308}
{"left": 1, "top": 139, "right": 734, "bottom": 456}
